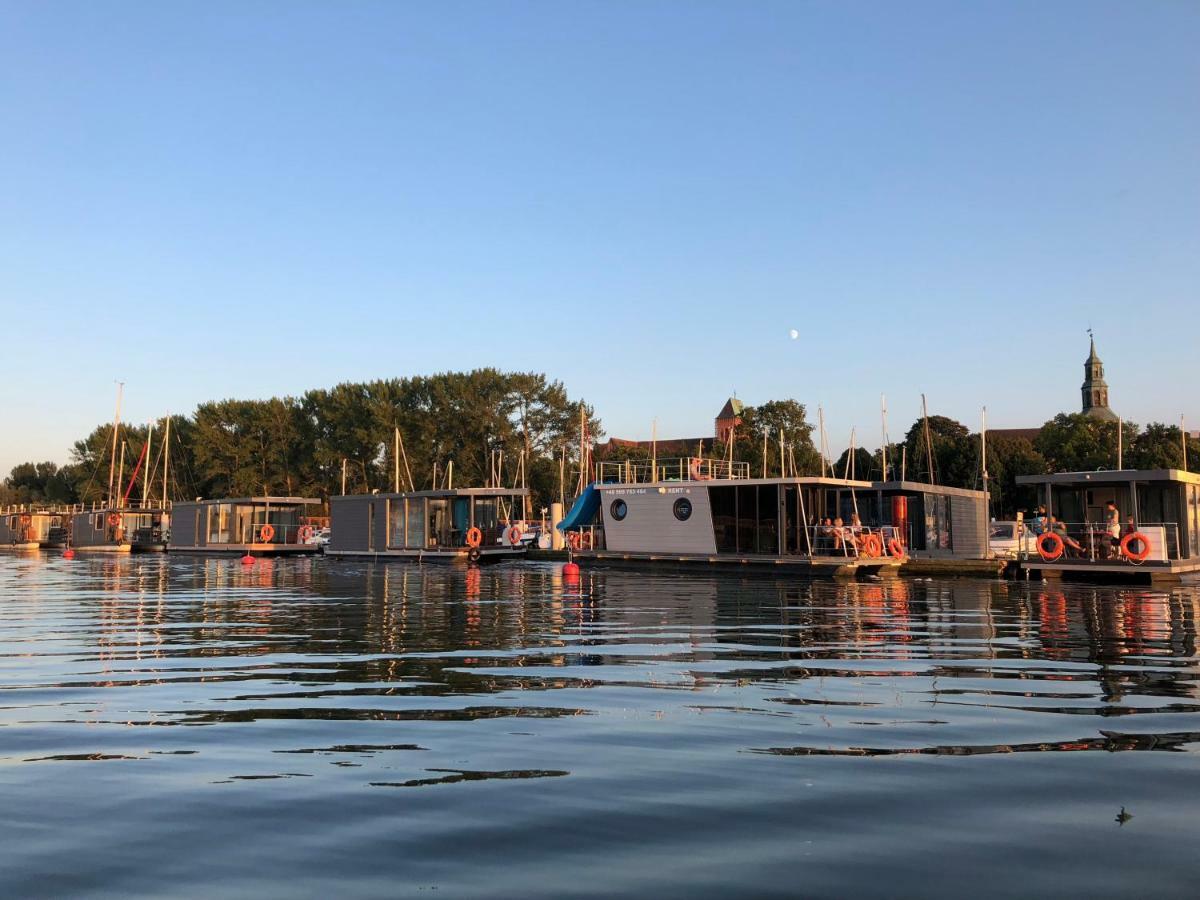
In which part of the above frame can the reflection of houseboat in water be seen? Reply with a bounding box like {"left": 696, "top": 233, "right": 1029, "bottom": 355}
{"left": 559, "top": 458, "right": 988, "bottom": 575}
{"left": 327, "top": 488, "right": 529, "bottom": 564}
{"left": 167, "top": 497, "right": 321, "bottom": 556}
{"left": 1016, "top": 468, "right": 1200, "bottom": 582}
{"left": 0, "top": 506, "right": 69, "bottom": 549}
{"left": 67, "top": 502, "right": 169, "bottom": 553}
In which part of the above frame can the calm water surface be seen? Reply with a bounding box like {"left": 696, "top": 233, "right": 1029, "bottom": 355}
{"left": 1, "top": 554, "right": 1199, "bottom": 898}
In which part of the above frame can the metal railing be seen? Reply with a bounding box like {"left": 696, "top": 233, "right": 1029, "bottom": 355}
{"left": 247, "top": 522, "right": 305, "bottom": 545}
{"left": 809, "top": 525, "right": 906, "bottom": 559}
{"left": 62, "top": 499, "right": 170, "bottom": 513}
{"left": 597, "top": 457, "right": 751, "bottom": 484}
{"left": 1018, "top": 522, "right": 1180, "bottom": 564}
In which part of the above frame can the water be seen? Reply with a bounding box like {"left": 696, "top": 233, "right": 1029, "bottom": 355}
{"left": 1, "top": 554, "right": 1199, "bottom": 898}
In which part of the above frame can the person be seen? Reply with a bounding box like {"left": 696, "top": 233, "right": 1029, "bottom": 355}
{"left": 832, "top": 517, "right": 847, "bottom": 551}
{"left": 1124, "top": 516, "right": 1136, "bottom": 536}
{"left": 1105, "top": 500, "right": 1121, "bottom": 558}
{"left": 1031, "top": 506, "right": 1048, "bottom": 535}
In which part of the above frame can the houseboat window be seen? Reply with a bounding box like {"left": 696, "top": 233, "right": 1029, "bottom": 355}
{"left": 428, "top": 499, "right": 451, "bottom": 547}
{"left": 94, "top": 513, "right": 104, "bottom": 531}
{"left": 405, "top": 499, "right": 425, "bottom": 549}
{"left": 1136, "top": 484, "right": 1181, "bottom": 558}
{"left": 673, "top": 497, "right": 692, "bottom": 521}
{"left": 388, "top": 500, "right": 405, "bottom": 548}
{"left": 368, "top": 502, "right": 375, "bottom": 552}
{"left": 610, "top": 499, "right": 628, "bottom": 521}
{"left": 474, "top": 498, "right": 499, "bottom": 533}
{"left": 710, "top": 485, "right": 779, "bottom": 554}
{"left": 923, "top": 494, "right": 952, "bottom": 551}
{"left": 710, "top": 487, "right": 737, "bottom": 552}
{"left": 208, "top": 504, "right": 232, "bottom": 543}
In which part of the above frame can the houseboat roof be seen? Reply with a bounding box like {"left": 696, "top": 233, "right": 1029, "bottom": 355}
{"left": 1016, "top": 469, "right": 1200, "bottom": 486}
{"left": 335, "top": 487, "right": 528, "bottom": 500}
{"left": 176, "top": 497, "right": 322, "bottom": 506}
{"left": 875, "top": 480, "right": 989, "bottom": 498}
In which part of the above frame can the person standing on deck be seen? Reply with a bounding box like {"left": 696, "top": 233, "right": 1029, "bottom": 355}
{"left": 1105, "top": 501, "right": 1121, "bottom": 558}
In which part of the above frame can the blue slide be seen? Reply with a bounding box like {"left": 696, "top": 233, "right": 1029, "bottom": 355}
{"left": 557, "top": 483, "right": 601, "bottom": 531}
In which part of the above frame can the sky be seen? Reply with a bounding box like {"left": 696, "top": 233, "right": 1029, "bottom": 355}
{"left": 1, "top": 1, "right": 1197, "bottom": 475}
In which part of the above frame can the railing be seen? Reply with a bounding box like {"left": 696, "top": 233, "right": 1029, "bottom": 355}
{"left": 61, "top": 499, "right": 170, "bottom": 513}
{"left": 597, "top": 457, "right": 751, "bottom": 484}
{"left": 809, "top": 525, "right": 906, "bottom": 559}
{"left": 0, "top": 504, "right": 73, "bottom": 515}
{"left": 1017, "top": 522, "right": 1181, "bottom": 564}
{"left": 247, "top": 523, "right": 305, "bottom": 545}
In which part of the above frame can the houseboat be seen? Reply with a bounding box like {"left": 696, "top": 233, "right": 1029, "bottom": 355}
{"left": 67, "top": 502, "right": 170, "bottom": 553}
{"left": 0, "top": 506, "right": 69, "bottom": 549}
{"left": 558, "top": 457, "right": 988, "bottom": 575}
{"left": 167, "top": 497, "right": 321, "bottom": 556}
{"left": 327, "top": 488, "right": 530, "bottom": 563}
{"left": 1015, "top": 468, "right": 1200, "bottom": 582}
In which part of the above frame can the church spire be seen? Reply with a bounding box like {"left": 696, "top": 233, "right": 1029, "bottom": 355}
{"left": 1081, "top": 332, "right": 1117, "bottom": 421}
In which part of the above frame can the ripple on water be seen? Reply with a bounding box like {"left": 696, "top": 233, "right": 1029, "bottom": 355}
{"left": 1, "top": 555, "right": 1199, "bottom": 898}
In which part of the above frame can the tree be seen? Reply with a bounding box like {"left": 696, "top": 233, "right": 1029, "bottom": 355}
{"left": 2, "top": 462, "right": 77, "bottom": 505}
{"left": 732, "top": 400, "right": 821, "bottom": 477}
{"left": 903, "top": 415, "right": 977, "bottom": 488}
{"left": 984, "top": 436, "right": 1047, "bottom": 518}
{"left": 833, "top": 446, "right": 878, "bottom": 481}
{"left": 1034, "top": 413, "right": 1134, "bottom": 473}
{"left": 1127, "top": 423, "right": 1200, "bottom": 470}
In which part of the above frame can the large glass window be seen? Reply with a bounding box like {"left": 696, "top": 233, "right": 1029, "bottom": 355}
{"left": 428, "top": 499, "right": 450, "bottom": 547}
{"left": 389, "top": 500, "right": 405, "bottom": 548}
{"left": 756, "top": 485, "right": 778, "bottom": 554}
{"left": 710, "top": 487, "right": 737, "bottom": 553}
{"left": 405, "top": 498, "right": 425, "bottom": 549}
{"left": 923, "top": 494, "right": 952, "bottom": 551}
{"left": 208, "top": 504, "right": 231, "bottom": 543}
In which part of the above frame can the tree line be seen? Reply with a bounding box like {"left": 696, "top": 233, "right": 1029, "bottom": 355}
{"left": 1, "top": 370, "right": 599, "bottom": 511}
{"left": 4, "top": 376, "right": 1197, "bottom": 520}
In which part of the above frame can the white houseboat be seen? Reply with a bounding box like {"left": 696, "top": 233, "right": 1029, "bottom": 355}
{"left": 559, "top": 457, "right": 988, "bottom": 575}
{"left": 327, "top": 488, "right": 530, "bottom": 563}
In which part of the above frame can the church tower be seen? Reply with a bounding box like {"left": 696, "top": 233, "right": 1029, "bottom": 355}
{"left": 1081, "top": 334, "right": 1117, "bottom": 421}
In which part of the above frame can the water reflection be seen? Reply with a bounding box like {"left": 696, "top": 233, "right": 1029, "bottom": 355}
{"left": 1, "top": 554, "right": 1198, "bottom": 897}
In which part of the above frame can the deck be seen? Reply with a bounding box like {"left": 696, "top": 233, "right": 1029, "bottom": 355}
{"left": 576, "top": 549, "right": 901, "bottom": 577}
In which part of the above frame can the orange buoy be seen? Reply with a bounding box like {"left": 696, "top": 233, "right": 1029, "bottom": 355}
{"left": 562, "top": 562, "right": 580, "bottom": 577}
{"left": 1037, "top": 531, "right": 1064, "bottom": 561}
{"left": 241, "top": 554, "right": 255, "bottom": 565}
{"left": 1120, "top": 532, "right": 1151, "bottom": 563}
{"left": 63, "top": 548, "right": 75, "bottom": 559}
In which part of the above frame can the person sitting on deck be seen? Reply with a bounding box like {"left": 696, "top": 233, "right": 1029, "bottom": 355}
{"left": 1031, "top": 506, "right": 1048, "bottom": 535}
{"left": 832, "top": 517, "right": 849, "bottom": 551}
{"left": 1050, "top": 518, "right": 1085, "bottom": 558}
{"left": 1124, "top": 516, "right": 1136, "bottom": 536}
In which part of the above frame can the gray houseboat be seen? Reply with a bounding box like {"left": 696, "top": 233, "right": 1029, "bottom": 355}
{"left": 1015, "top": 468, "right": 1200, "bottom": 581}
{"left": 1, "top": 506, "right": 69, "bottom": 549}
{"left": 327, "top": 488, "right": 530, "bottom": 563}
{"left": 68, "top": 502, "right": 169, "bottom": 553}
{"left": 559, "top": 457, "right": 988, "bottom": 574}
{"left": 168, "top": 497, "right": 321, "bottom": 556}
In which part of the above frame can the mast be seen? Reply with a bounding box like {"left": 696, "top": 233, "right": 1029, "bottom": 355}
{"left": 817, "top": 405, "right": 828, "bottom": 478}
{"left": 107, "top": 382, "right": 124, "bottom": 507}
{"left": 162, "top": 414, "right": 171, "bottom": 507}
{"left": 1183, "top": 415, "right": 1189, "bottom": 473}
{"left": 1117, "top": 417, "right": 1124, "bottom": 470}
{"left": 116, "top": 441, "right": 126, "bottom": 510}
{"left": 394, "top": 427, "right": 401, "bottom": 493}
{"left": 651, "top": 418, "right": 657, "bottom": 483}
{"left": 921, "top": 393, "right": 936, "bottom": 485}
{"left": 880, "top": 394, "right": 889, "bottom": 482}
{"left": 981, "top": 406, "right": 990, "bottom": 519}
{"left": 142, "top": 421, "right": 154, "bottom": 505}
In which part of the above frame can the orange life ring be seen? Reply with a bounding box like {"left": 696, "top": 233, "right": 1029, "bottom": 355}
{"left": 506, "top": 525, "right": 523, "bottom": 546}
{"left": 19, "top": 514, "right": 31, "bottom": 527}
{"left": 567, "top": 531, "right": 582, "bottom": 551}
{"left": 298, "top": 525, "right": 314, "bottom": 542}
{"left": 1037, "top": 532, "right": 1064, "bottom": 561}
{"left": 1120, "top": 532, "right": 1151, "bottom": 563}
{"left": 259, "top": 523, "right": 276, "bottom": 543}
{"left": 860, "top": 533, "right": 883, "bottom": 558}
{"left": 465, "top": 527, "right": 482, "bottom": 548}
{"left": 887, "top": 538, "right": 906, "bottom": 558}
{"left": 107, "top": 512, "right": 121, "bottom": 528}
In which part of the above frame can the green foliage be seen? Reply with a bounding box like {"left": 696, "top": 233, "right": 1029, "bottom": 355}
{"left": 1034, "top": 413, "right": 1134, "bottom": 473}
{"left": 732, "top": 399, "right": 821, "bottom": 476}
{"left": 7, "top": 370, "right": 597, "bottom": 512}
{"left": 985, "top": 436, "right": 1047, "bottom": 517}
{"left": 1126, "top": 423, "right": 1200, "bottom": 470}
{"left": 903, "top": 415, "right": 977, "bottom": 488}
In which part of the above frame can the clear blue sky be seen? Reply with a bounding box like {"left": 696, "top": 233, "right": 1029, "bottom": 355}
{"left": 1, "top": 1, "right": 1197, "bottom": 474}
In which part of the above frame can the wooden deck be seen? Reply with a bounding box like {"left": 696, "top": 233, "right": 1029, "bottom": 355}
{"left": 576, "top": 550, "right": 901, "bottom": 577}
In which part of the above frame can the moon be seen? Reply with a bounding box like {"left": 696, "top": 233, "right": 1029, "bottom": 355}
{"left": 789, "top": 329, "right": 799, "bottom": 340}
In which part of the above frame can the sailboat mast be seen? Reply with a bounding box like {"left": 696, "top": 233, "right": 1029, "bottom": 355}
{"left": 142, "top": 422, "right": 154, "bottom": 505}
{"left": 162, "top": 414, "right": 171, "bottom": 507}
{"left": 116, "top": 441, "right": 126, "bottom": 508}
{"left": 107, "top": 382, "right": 124, "bottom": 507}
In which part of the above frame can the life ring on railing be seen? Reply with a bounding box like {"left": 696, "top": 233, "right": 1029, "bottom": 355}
{"left": 1037, "top": 532, "right": 1064, "bottom": 561}
{"left": 887, "top": 538, "right": 906, "bottom": 558}
{"left": 107, "top": 512, "right": 121, "bottom": 528}
{"left": 298, "top": 525, "right": 314, "bottom": 542}
{"left": 1120, "top": 532, "right": 1151, "bottom": 564}
{"left": 19, "top": 514, "right": 31, "bottom": 527}
{"left": 860, "top": 533, "right": 883, "bottom": 558}
{"left": 465, "top": 527, "right": 482, "bottom": 548}
{"left": 259, "top": 523, "right": 276, "bottom": 543}
{"left": 506, "top": 525, "right": 523, "bottom": 546}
